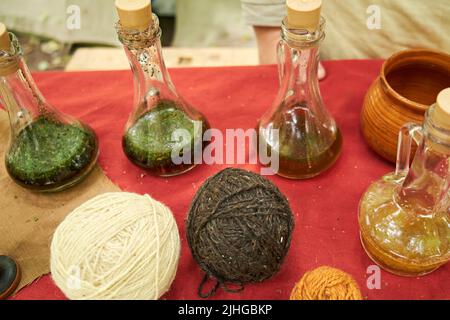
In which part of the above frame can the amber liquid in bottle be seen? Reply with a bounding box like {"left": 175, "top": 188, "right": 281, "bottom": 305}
{"left": 259, "top": 101, "right": 342, "bottom": 179}
{"left": 258, "top": 15, "right": 342, "bottom": 179}
{"left": 359, "top": 102, "right": 450, "bottom": 276}
{"left": 359, "top": 173, "right": 450, "bottom": 276}
{"left": 275, "top": 131, "right": 342, "bottom": 179}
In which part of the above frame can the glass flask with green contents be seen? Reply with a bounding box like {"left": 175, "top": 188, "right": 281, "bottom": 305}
{"left": 257, "top": 1, "right": 342, "bottom": 179}
{"left": 0, "top": 24, "right": 98, "bottom": 192}
{"left": 115, "top": 0, "right": 209, "bottom": 177}
{"left": 359, "top": 88, "right": 450, "bottom": 276}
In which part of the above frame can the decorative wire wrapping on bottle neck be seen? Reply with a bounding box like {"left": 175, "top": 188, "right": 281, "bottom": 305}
{"left": 187, "top": 168, "right": 294, "bottom": 298}
{"left": 115, "top": 14, "right": 163, "bottom": 81}
{"left": 0, "top": 33, "right": 47, "bottom": 114}
{"left": 115, "top": 13, "right": 161, "bottom": 50}
{"left": 281, "top": 17, "right": 326, "bottom": 49}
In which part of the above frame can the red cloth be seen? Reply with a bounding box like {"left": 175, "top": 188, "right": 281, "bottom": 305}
{"left": 11, "top": 61, "right": 449, "bottom": 300}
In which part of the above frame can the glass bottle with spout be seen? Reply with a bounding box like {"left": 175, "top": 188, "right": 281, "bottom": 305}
{"left": 359, "top": 88, "right": 450, "bottom": 276}
{"left": 0, "top": 23, "right": 99, "bottom": 192}
{"left": 115, "top": 0, "right": 209, "bottom": 177}
{"left": 257, "top": 0, "right": 342, "bottom": 179}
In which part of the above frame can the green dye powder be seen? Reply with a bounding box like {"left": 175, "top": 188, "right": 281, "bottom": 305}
{"left": 6, "top": 116, "right": 98, "bottom": 190}
{"left": 123, "top": 100, "right": 201, "bottom": 173}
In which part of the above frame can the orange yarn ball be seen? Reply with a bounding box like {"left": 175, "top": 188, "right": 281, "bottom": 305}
{"left": 290, "top": 266, "right": 363, "bottom": 300}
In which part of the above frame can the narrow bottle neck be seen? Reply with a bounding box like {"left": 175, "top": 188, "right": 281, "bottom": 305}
{"left": 0, "top": 55, "right": 47, "bottom": 135}
{"left": 282, "top": 41, "right": 319, "bottom": 90}
{"left": 116, "top": 14, "right": 177, "bottom": 107}
{"left": 281, "top": 17, "right": 325, "bottom": 49}
{"left": 398, "top": 106, "right": 450, "bottom": 214}
{"left": 0, "top": 32, "right": 46, "bottom": 109}
{"left": 276, "top": 17, "right": 336, "bottom": 133}
{"left": 122, "top": 31, "right": 166, "bottom": 83}
{"left": 423, "top": 106, "right": 450, "bottom": 154}
{"left": 279, "top": 18, "right": 324, "bottom": 100}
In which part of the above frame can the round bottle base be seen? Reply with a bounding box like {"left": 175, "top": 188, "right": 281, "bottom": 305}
{"left": 274, "top": 153, "right": 341, "bottom": 180}
{"left": 9, "top": 149, "right": 99, "bottom": 193}
{"left": 39, "top": 152, "right": 99, "bottom": 193}
{"left": 153, "top": 163, "right": 198, "bottom": 178}
{"left": 275, "top": 171, "right": 326, "bottom": 180}
{"left": 360, "top": 232, "right": 444, "bottom": 277}
{"left": 6, "top": 119, "right": 100, "bottom": 193}
{"left": 262, "top": 129, "right": 343, "bottom": 180}
{"left": 123, "top": 150, "right": 199, "bottom": 177}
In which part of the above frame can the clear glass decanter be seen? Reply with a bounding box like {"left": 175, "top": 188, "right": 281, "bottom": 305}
{"left": 116, "top": 1, "right": 209, "bottom": 177}
{"left": 258, "top": 13, "right": 342, "bottom": 179}
{"left": 359, "top": 88, "right": 450, "bottom": 276}
{"left": 0, "top": 24, "right": 98, "bottom": 192}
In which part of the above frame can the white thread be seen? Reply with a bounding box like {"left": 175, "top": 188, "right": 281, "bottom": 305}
{"left": 50, "top": 192, "right": 180, "bottom": 300}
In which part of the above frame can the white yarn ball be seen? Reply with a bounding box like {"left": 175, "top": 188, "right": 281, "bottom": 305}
{"left": 50, "top": 192, "right": 180, "bottom": 300}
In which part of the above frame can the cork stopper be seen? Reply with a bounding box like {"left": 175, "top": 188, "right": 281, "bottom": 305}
{"left": 434, "top": 88, "right": 450, "bottom": 130}
{"left": 426, "top": 88, "right": 450, "bottom": 154}
{"left": 286, "top": 0, "right": 322, "bottom": 32}
{"left": 0, "top": 23, "right": 19, "bottom": 76}
{"left": 0, "top": 23, "right": 11, "bottom": 51}
{"left": 116, "top": 0, "right": 153, "bottom": 30}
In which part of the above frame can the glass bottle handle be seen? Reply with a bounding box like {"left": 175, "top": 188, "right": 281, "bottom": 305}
{"left": 395, "top": 123, "right": 423, "bottom": 175}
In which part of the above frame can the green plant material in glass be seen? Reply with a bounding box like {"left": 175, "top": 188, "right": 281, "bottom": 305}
{"left": 123, "top": 100, "right": 201, "bottom": 171}
{"left": 6, "top": 116, "right": 98, "bottom": 189}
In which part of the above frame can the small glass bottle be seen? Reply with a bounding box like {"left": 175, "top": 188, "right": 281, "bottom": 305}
{"left": 0, "top": 24, "right": 98, "bottom": 192}
{"left": 115, "top": 0, "right": 209, "bottom": 177}
{"left": 359, "top": 88, "right": 450, "bottom": 276}
{"left": 258, "top": 0, "right": 342, "bottom": 179}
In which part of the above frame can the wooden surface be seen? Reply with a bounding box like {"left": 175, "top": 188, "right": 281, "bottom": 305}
{"left": 65, "top": 47, "right": 259, "bottom": 71}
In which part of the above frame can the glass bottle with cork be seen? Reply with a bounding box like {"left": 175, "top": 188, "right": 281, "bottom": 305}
{"left": 258, "top": 0, "right": 342, "bottom": 179}
{"left": 0, "top": 23, "right": 99, "bottom": 192}
{"left": 115, "top": 0, "right": 210, "bottom": 177}
{"left": 359, "top": 88, "right": 450, "bottom": 276}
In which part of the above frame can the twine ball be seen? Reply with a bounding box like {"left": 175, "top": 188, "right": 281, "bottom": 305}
{"left": 290, "top": 266, "right": 363, "bottom": 300}
{"left": 187, "top": 168, "right": 294, "bottom": 297}
{"left": 50, "top": 192, "right": 180, "bottom": 300}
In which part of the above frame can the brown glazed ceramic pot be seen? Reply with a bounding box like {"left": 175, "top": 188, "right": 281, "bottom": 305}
{"left": 361, "top": 49, "right": 450, "bottom": 162}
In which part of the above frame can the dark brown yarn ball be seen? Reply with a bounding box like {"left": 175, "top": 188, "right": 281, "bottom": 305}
{"left": 187, "top": 168, "right": 294, "bottom": 295}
